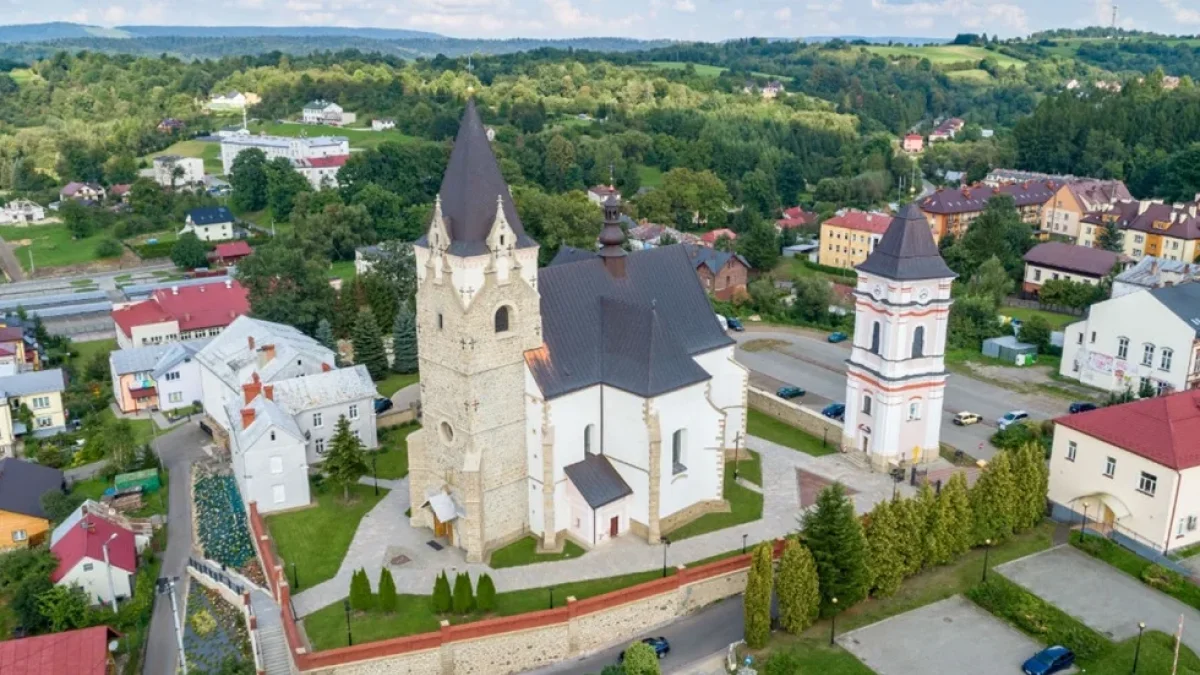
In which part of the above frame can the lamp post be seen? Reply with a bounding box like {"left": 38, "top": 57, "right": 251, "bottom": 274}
{"left": 829, "top": 597, "right": 839, "bottom": 646}
{"left": 733, "top": 432, "right": 742, "bottom": 481}
{"left": 343, "top": 598, "right": 353, "bottom": 646}
{"left": 1132, "top": 621, "right": 1146, "bottom": 673}
{"left": 372, "top": 453, "right": 378, "bottom": 496}
{"left": 291, "top": 561, "right": 299, "bottom": 590}
{"left": 981, "top": 539, "right": 992, "bottom": 583}
{"left": 549, "top": 587, "right": 555, "bottom": 610}
{"left": 662, "top": 537, "right": 671, "bottom": 578}
{"left": 1082, "top": 503, "right": 1090, "bottom": 539}
{"left": 742, "top": 534, "right": 748, "bottom": 554}
{"left": 102, "top": 532, "right": 120, "bottom": 613}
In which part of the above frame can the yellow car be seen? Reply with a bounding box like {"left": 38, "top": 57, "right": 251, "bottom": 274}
{"left": 953, "top": 411, "right": 982, "bottom": 426}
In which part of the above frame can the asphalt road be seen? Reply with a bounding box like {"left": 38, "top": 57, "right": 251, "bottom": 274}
{"left": 530, "top": 596, "right": 744, "bottom": 675}
{"left": 733, "top": 329, "right": 1064, "bottom": 461}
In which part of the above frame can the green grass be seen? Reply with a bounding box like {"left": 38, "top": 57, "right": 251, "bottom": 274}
{"left": 71, "top": 338, "right": 117, "bottom": 368}
{"left": 247, "top": 121, "right": 416, "bottom": 150}
{"left": 1079, "top": 631, "right": 1200, "bottom": 674}
{"left": 664, "top": 461, "right": 762, "bottom": 541}
{"left": 143, "top": 139, "right": 223, "bottom": 175}
{"left": 967, "top": 574, "right": 1110, "bottom": 661}
{"left": 265, "top": 482, "right": 389, "bottom": 587}
{"left": 1169, "top": 541, "right": 1200, "bottom": 561}
{"left": 945, "top": 69, "right": 994, "bottom": 83}
{"left": 755, "top": 639, "right": 874, "bottom": 674}
{"left": 70, "top": 476, "right": 111, "bottom": 501}
{"left": 747, "top": 409, "right": 837, "bottom": 456}
{"left": 488, "top": 536, "right": 587, "bottom": 568}
{"left": 1072, "top": 532, "right": 1200, "bottom": 610}
{"left": 646, "top": 61, "right": 728, "bottom": 77}
{"left": 376, "top": 372, "right": 419, "bottom": 398}
{"left": 637, "top": 164, "right": 663, "bottom": 188}
{"left": 0, "top": 224, "right": 118, "bottom": 271}
{"left": 733, "top": 449, "right": 761, "bottom": 486}
{"left": 865, "top": 45, "right": 1027, "bottom": 70}
{"left": 371, "top": 424, "right": 415, "bottom": 480}
{"left": 126, "top": 471, "right": 169, "bottom": 518}
{"left": 8, "top": 68, "right": 36, "bottom": 84}
{"left": 329, "top": 259, "right": 356, "bottom": 282}
{"left": 998, "top": 305, "right": 1079, "bottom": 331}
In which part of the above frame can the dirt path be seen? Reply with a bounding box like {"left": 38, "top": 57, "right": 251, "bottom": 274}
{"left": 0, "top": 234, "right": 27, "bottom": 282}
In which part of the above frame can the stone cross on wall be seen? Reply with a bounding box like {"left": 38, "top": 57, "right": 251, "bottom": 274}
{"left": 460, "top": 286, "right": 476, "bottom": 302}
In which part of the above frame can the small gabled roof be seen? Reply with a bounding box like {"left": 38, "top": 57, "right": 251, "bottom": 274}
{"left": 682, "top": 243, "right": 751, "bottom": 273}
{"left": 0, "top": 369, "right": 66, "bottom": 397}
{"left": 50, "top": 514, "right": 138, "bottom": 582}
{"left": 856, "top": 203, "right": 956, "bottom": 281}
{"left": 0, "top": 457, "right": 64, "bottom": 520}
{"left": 564, "top": 454, "right": 633, "bottom": 509}
{"left": 1023, "top": 242, "right": 1122, "bottom": 278}
{"left": 0, "top": 625, "right": 121, "bottom": 675}
{"left": 187, "top": 206, "right": 234, "bottom": 226}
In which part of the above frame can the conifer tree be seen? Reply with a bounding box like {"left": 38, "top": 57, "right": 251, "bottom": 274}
{"left": 1027, "top": 442, "right": 1049, "bottom": 528}
{"left": 802, "top": 482, "right": 870, "bottom": 615}
{"left": 926, "top": 482, "right": 957, "bottom": 566}
{"left": 391, "top": 300, "right": 418, "bottom": 374}
{"left": 432, "top": 571, "right": 452, "bottom": 613}
{"left": 323, "top": 416, "right": 367, "bottom": 502}
{"left": 475, "top": 573, "right": 496, "bottom": 612}
{"left": 893, "top": 495, "right": 927, "bottom": 576}
{"left": 777, "top": 538, "right": 821, "bottom": 634}
{"left": 942, "top": 472, "right": 974, "bottom": 558}
{"left": 743, "top": 541, "right": 773, "bottom": 648}
{"left": 378, "top": 567, "right": 397, "bottom": 613}
{"left": 971, "top": 451, "right": 1018, "bottom": 545}
{"left": 351, "top": 307, "right": 389, "bottom": 381}
{"left": 452, "top": 572, "right": 475, "bottom": 614}
{"left": 1008, "top": 443, "right": 1049, "bottom": 532}
{"left": 864, "top": 499, "right": 905, "bottom": 597}
{"left": 316, "top": 318, "right": 335, "bottom": 351}
{"left": 349, "top": 568, "right": 373, "bottom": 611}
{"left": 916, "top": 484, "right": 939, "bottom": 568}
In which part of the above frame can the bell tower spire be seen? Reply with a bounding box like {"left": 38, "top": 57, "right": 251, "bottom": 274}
{"left": 597, "top": 194, "right": 627, "bottom": 277}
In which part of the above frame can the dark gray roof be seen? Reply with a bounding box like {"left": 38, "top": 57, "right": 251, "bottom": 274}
{"left": 188, "top": 206, "right": 234, "bottom": 226}
{"left": 528, "top": 244, "right": 732, "bottom": 399}
{"left": 416, "top": 100, "right": 536, "bottom": 257}
{"left": 1150, "top": 283, "right": 1200, "bottom": 336}
{"left": 1023, "top": 241, "right": 1121, "bottom": 277}
{"left": 0, "top": 457, "right": 64, "bottom": 519}
{"left": 548, "top": 246, "right": 596, "bottom": 266}
{"left": 563, "top": 454, "right": 632, "bottom": 509}
{"left": 682, "top": 244, "right": 751, "bottom": 273}
{"left": 856, "top": 204, "right": 957, "bottom": 281}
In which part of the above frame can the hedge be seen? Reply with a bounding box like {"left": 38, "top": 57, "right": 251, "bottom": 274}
{"left": 966, "top": 576, "right": 1110, "bottom": 661}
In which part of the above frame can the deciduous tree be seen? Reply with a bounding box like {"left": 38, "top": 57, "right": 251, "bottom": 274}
{"left": 171, "top": 232, "right": 209, "bottom": 270}
{"left": 230, "top": 148, "right": 269, "bottom": 213}
{"left": 621, "top": 641, "right": 661, "bottom": 675}
{"left": 238, "top": 242, "right": 335, "bottom": 335}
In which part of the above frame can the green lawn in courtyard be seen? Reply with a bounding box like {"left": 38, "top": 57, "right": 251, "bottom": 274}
{"left": 998, "top": 305, "right": 1079, "bottom": 331}
{"left": 248, "top": 121, "right": 416, "bottom": 150}
{"left": 371, "top": 424, "right": 415, "bottom": 479}
{"left": 0, "top": 224, "right": 118, "bottom": 271}
{"left": 329, "top": 259, "right": 356, "bottom": 282}
{"left": 747, "top": 409, "right": 837, "bottom": 456}
{"left": 732, "top": 449, "right": 761, "bottom": 486}
{"left": 69, "top": 476, "right": 110, "bottom": 501}
{"left": 376, "top": 372, "right": 419, "bottom": 398}
{"left": 664, "top": 461, "right": 762, "bottom": 541}
{"left": 1079, "top": 631, "right": 1200, "bottom": 674}
{"left": 265, "top": 482, "right": 388, "bottom": 588}
{"left": 752, "top": 638, "right": 875, "bottom": 674}
{"left": 71, "top": 338, "right": 117, "bottom": 368}
{"left": 488, "top": 536, "right": 586, "bottom": 569}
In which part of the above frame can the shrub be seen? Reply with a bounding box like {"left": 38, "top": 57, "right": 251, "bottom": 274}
{"left": 377, "top": 567, "right": 397, "bottom": 613}
{"left": 452, "top": 572, "right": 475, "bottom": 614}
{"left": 95, "top": 238, "right": 124, "bottom": 258}
{"left": 621, "top": 641, "right": 661, "bottom": 675}
{"left": 744, "top": 541, "right": 774, "bottom": 648}
{"left": 190, "top": 608, "right": 217, "bottom": 636}
{"left": 966, "top": 577, "right": 1109, "bottom": 660}
{"left": 432, "top": 571, "right": 451, "bottom": 613}
{"left": 349, "top": 568, "right": 373, "bottom": 611}
{"left": 475, "top": 573, "right": 496, "bottom": 612}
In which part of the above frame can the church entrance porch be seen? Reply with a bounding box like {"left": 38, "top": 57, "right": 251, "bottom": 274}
{"left": 420, "top": 490, "right": 464, "bottom": 549}
{"left": 563, "top": 454, "right": 634, "bottom": 548}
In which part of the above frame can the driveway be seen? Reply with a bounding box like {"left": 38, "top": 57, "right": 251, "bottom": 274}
{"left": 997, "top": 545, "right": 1200, "bottom": 650}
{"left": 838, "top": 595, "right": 1060, "bottom": 675}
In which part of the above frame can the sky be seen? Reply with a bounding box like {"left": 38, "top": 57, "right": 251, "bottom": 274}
{"left": 7, "top": 0, "right": 1199, "bottom": 42}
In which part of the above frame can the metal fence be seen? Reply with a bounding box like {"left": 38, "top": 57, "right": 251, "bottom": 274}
{"left": 1048, "top": 501, "right": 1193, "bottom": 576}
{"left": 188, "top": 557, "right": 246, "bottom": 595}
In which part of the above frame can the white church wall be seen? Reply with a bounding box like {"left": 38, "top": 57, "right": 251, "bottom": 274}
{"left": 693, "top": 345, "right": 748, "bottom": 449}
{"left": 654, "top": 381, "right": 723, "bottom": 519}
{"left": 603, "top": 386, "right": 651, "bottom": 526}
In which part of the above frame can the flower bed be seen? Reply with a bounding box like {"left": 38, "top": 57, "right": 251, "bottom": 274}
{"left": 194, "top": 473, "right": 256, "bottom": 568}
{"left": 183, "top": 586, "right": 253, "bottom": 675}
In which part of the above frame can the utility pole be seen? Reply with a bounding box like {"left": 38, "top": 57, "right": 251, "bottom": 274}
{"left": 27, "top": 248, "right": 33, "bottom": 276}
{"left": 160, "top": 577, "right": 189, "bottom": 675}
{"left": 1111, "top": 4, "right": 1118, "bottom": 30}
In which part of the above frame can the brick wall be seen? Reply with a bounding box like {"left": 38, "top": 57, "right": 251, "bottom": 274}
{"left": 747, "top": 386, "right": 842, "bottom": 440}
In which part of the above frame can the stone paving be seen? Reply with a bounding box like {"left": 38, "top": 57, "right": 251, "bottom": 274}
{"left": 290, "top": 436, "right": 911, "bottom": 617}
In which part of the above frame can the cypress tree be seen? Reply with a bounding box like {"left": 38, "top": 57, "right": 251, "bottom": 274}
{"left": 316, "top": 318, "right": 335, "bottom": 351}
{"left": 378, "top": 567, "right": 397, "bottom": 613}
{"left": 942, "top": 472, "right": 974, "bottom": 558}
{"left": 1010, "top": 443, "right": 1048, "bottom": 532}
{"left": 452, "top": 572, "right": 475, "bottom": 614}
{"left": 743, "top": 541, "right": 773, "bottom": 648}
{"left": 475, "top": 573, "right": 497, "bottom": 612}
{"left": 926, "top": 482, "right": 957, "bottom": 566}
{"left": 916, "top": 484, "right": 939, "bottom": 568}
{"left": 391, "top": 301, "right": 418, "bottom": 374}
{"left": 777, "top": 538, "right": 820, "bottom": 634}
{"left": 893, "top": 495, "right": 926, "bottom": 577}
{"left": 971, "top": 451, "right": 1018, "bottom": 545}
{"left": 432, "top": 571, "right": 452, "bottom": 613}
{"left": 351, "top": 307, "right": 389, "bottom": 381}
{"left": 349, "top": 568, "right": 373, "bottom": 611}
{"left": 802, "top": 482, "right": 870, "bottom": 616}
{"left": 864, "top": 499, "right": 905, "bottom": 597}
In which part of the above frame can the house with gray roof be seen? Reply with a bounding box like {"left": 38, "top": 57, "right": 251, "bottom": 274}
{"left": 109, "top": 339, "right": 209, "bottom": 414}
{"left": 1113, "top": 257, "right": 1200, "bottom": 298}
{"left": 0, "top": 457, "right": 64, "bottom": 549}
{"left": 0, "top": 369, "right": 68, "bottom": 448}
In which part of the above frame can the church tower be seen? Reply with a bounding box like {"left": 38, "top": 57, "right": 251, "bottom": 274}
{"left": 841, "top": 204, "right": 956, "bottom": 471}
{"left": 408, "top": 100, "right": 543, "bottom": 562}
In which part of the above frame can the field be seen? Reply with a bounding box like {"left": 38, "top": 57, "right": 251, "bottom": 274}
{"left": 646, "top": 61, "right": 729, "bottom": 77}
{"left": 0, "top": 223, "right": 119, "bottom": 270}
{"left": 637, "top": 164, "right": 664, "bottom": 188}
{"left": 8, "top": 68, "right": 37, "bottom": 84}
{"left": 144, "top": 140, "right": 223, "bottom": 175}
{"left": 1041, "top": 37, "right": 1200, "bottom": 58}
{"left": 865, "top": 45, "right": 1027, "bottom": 70}
{"left": 945, "top": 69, "right": 995, "bottom": 84}
{"left": 247, "top": 121, "right": 416, "bottom": 150}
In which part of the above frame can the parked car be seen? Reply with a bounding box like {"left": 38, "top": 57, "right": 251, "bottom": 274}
{"left": 1069, "top": 401, "right": 1097, "bottom": 414}
{"left": 776, "top": 386, "right": 806, "bottom": 400}
{"left": 619, "top": 637, "right": 671, "bottom": 662}
{"left": 952, "top": 411, "right": 982, "bottom": 426}
{"left": 821, "top": 403, "right": 845, "bottom": 421}
{"left": 1022, "top": 645, "right": 1075, "bottom": 675}
{"left": 727, "top": 317, "right": 744, "bottom": 332}
{"left": 827, "top": 331, "right": 848, "bottom": 343}
{"left": 997, "top": 410, "right": 1029, "bottom": 431}
{"left": 714, "top": 313, "right": 728, "bottom": 330}
{"left": 374, "top": 397, "right": 394, "bottom": 414}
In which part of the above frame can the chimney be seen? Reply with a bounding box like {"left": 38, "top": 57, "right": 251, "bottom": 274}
{"left": 171, "top": 286, "right": 179, "bottom": 295}
{"left": 248, "top": 335, "right": 255, "bottom": 350}
{"left": 258, "top": 344, "right": 276, "bottom": 367}
{"left": 321, "top": 362, "right": 332, "bottom": 372}
{"left": 264, "top": 384, "right": 274, "bottom": 401}
{"left": 242, "top": 380, "right": 262, "bottom": 405}
{"left": 240, "top": 407, "right": 256, "bottom": 428}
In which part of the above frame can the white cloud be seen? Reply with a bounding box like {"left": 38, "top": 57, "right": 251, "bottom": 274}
{"left": 869, "top": 0, "right": 1028, "bottom": 34}
{"left": 1161, "top": 0, "right": 1200, "bottom": 24}
{"left": 100, "top": 5, "right": 127, "bottom": 23}
{"left": 774, "top": 6, "right": 792, "bottom": 20}
{"left": 287, "top": 0, "right": 323, "bottom": 11}
{"left": 674, "top": 0, "right": 696, "bottom": 12}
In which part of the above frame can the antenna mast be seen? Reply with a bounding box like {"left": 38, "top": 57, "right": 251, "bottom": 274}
{"left": 1111, "top": 4, "right": 1118, "bottom": 30}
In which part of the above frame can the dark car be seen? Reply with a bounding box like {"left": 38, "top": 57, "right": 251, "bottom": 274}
{"left": 727, "top": 317, "right": 744, "bottom": 332}
{"left": 374, "top": 397, "right": 394, "bottom": 414}
{"left": 821, "top": 403, "right": 845, "bottom": 421}
{"left": 1069, "top": 401, "right": 1097, "bottom": 414}
{"left": 777, "top": 386, "right": 806, "bottom": 400}
{"left": 619, "top": 637, "right": 670, "bottom": 662}
{"left": 828, "top": 331, "right": 848, "bottom": 343}
{"left": 1022, "top": 645, "right": 1074, "bottom": 675}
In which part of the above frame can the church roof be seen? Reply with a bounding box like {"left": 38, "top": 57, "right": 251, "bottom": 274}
{"left": 528, "top": 244, "right": 731, "bottom": 399}
{"left": 564, "top": 454, "right": 633, "bottom": 509}
{"left": 418, "top": 99, "right": 536, "bottom": 257}
{"left": 856, "top": 203, "right": 956, "bottom": 281}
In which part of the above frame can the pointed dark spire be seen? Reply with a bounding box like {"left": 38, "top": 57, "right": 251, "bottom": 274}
{"left": 598, "top": 194, "right": 627, "bottom": 277}
{"left": 856, "top": 203, "right": 956, "bottom": 281}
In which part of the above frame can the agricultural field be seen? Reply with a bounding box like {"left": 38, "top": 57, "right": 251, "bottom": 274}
{"left": 865, "top": 45, "right": 1027, "bottom": 70}
{"left": 644, "top": 61, "right": 792, "bottom": 82}
{"left": 247, "top": 121, "right": 417, "bottom": 150}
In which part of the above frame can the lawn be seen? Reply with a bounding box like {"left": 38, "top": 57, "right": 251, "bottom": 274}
{"left": 488, "top": 536, "right": 586, "bottom": 568}
{"left": 143, "top": 140, "right": 223, "bottom": 175}
{"left": 637, "top": 164, "right": 664, "bottom": 188}
{"left": 747, "top": 409, "right": 837, "bottom": 456}
{"left": 248, "top": 121, "right": 416, "bottom": 150}
{"left": 998, "top": 305, "right": 1079, "bottom": 331}
{"left": 69, "top": 475, "right": 110, "bottom": 501}
{"left": 376, "top": 372, "right": 419, "bottom": 398}
{"left": 646, "top": 61, "right": 728, "bottom": 77}
{"left": 371, "top": 424, "right": 415, "bottom": 479}
{"left": 1080, "top": 631, "right": 1200, "bottom": 674}
{"left": 329, "top": 259, "right": 356, "bottom": 282}
{"left": 663, "top": 460, "right": 762, "bottom": 541}
{"left": 865, "top": 45, "right": 1027, "bottom": 70}
{"left": 731, "top": 448, "right": 761, "bottom": 486}
{"left": 71, "top": 338, "right": 117, "bottom": 368}
{"left": 70, "top": 469, "right": 169, "bottom": 515}
{"left": 265, "top": 482, "right": 388, "bottom": 588}
{"left": 0, "top": 224, "right": 118, "bottom": 270}
{"left": 752, "top": 638, "right": 874, "bottom": 674}
{"left": 9, "top": 68, "right": 36, "bottom": 84}
{"left": 945, "top": 69, "right": 994, "bottom": 84}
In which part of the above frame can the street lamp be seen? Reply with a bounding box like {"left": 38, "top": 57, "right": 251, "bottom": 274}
{"left": 549, "top": 586, "right": 555, "bottom": 610}
{"left": 829, "top": 597, "right": 839, "bottom": 646}
{"left": 662, "top": 537, "right": 671, "bottom": 578}
{"left": 372, "top": 453, "right": 378, "bottom": 496}
{"left": 343, "top": 598, "right": 353, "bottom": 646}
{"left": 981, "top": 539, "right": 992, "bottom": 583}
{"left": 291, "top": 561, "right": 299, "bottom": 590}
{"left": 102, "top": 532, "right": 120, "bottom": 613}
{"left": 1132, "top": 621, "right": 1146, "bottom": 673}
{"left": 1082, "top": 504, "right": 1090, "bottom": 539}
{"left": 733, "top": 433, "right": 742, "bottom": 482}
{"left": 742, "top": 533, "right": 748, "bottom": 554}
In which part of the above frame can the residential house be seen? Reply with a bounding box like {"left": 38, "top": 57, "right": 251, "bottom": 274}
{"left": 818, "top": 210, "right": 893, "bottom": 270}
{"left": 0, "top": 324, "right": 39, "bottom": 372}
{"left": 625, "top": 223, "right": 695, "bottom": 250}
{"left": 211, "top": 241, "right": 253, "bottom": 266}
{"left": 0, "top": 369, "right": 68, "bottom": 441}
{"left": 1042, "top": 179, "right": 1132, "bottom": 238}
{"left": 1021, "top": 241, "right": 1125, "bottom": 295}
{"left": 157, "top": 118, "right": 186, "bottom": 133}
{"left": 1060, "top": 283, "right": 1200, "bottom": 395}
{"left": 682, "top": 244, "right": 752, "bottom": 301}
{"left": 928, "top": 117, "right": 964, "bottom": 142}
{"left": 372, "top": 118, "right": 396, "bottom": 131}
{"left": 0, "top": 457, "right": 64, "bottom": 550}
{"left": 109, "top": 339, "right": 208, "bottom": 413}
{"left": 50, "top": 514, "right": 137, "bottom": 606}
{"left": 0, "top": 200, "right": 46, "bottom": 225}
{"left": 293, "top": 155, "right": 348, "bottom": 190}
{"left": 109, "top": 185, "right": 131, "bottom": 202}
{"left": 1164, "top": 75, "right": 1182, "bottom": 90}
{"left": 700, "top": 228, "right": 737, "bottom": 247}
{"left": 1112, "top": 257, "right": 1200, "bottom": 298}
{"left": 302, "top": 99, "right": 355, "bottom": 126}
{"left": 1078, "top": 199, "right": 1200, "bottom": 262}
{"left": 180, "top": 206, "right": 235, "bottom": 242}
{"left": 776, "top": 206, "right": 818, "bottom": 233}
{"left": 587, "top": 185, "right": 621, "bottom": 206}
{"left": 206, "top": 90, "right": 258, "bottom": 111}
{"left": 153, "top": 155, "right": 205, "bottom": 188}
{"left": 902, "top": 134, "right": 924, "bottom": 153}
{"left": 111, "top": 278, "right": 250, "bottom": 349}
{"left": 0, "top": 625, "right": 121, "bottom": 675}
{"left": 220, "top": 134, "right": 349, "bottom": 175}
{"left": 195, "top": 316, "right": 379, "bottom": 513}
{"left": 919, "top": 180, "right": 1060, "bottom": 241}
{"left": 60, "top": 182, "right": 106, "bottom": 202}
{"left": 1047, "top": 390, "right": 1200, "bottom": 555}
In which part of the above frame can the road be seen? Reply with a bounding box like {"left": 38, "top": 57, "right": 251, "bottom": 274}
{"left": 733, "top": 329, "right": 1063, "bottom": 461}
{"left": 0, "top": 261, "right": 175, "bottom": 297}
{"left": 530, "top": 596, "right": 744, "bottom": 675}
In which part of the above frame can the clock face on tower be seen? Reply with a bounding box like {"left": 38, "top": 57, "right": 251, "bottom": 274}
{"left": 872, "top": 284, "right": 883, "bottom": 299}
{"left": 918, "top": 289, "right": 930, "bottom": 304}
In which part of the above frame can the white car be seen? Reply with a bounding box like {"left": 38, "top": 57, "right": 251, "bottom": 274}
{"left": 997, "top": 410, "right": 1029, "bottom": 431}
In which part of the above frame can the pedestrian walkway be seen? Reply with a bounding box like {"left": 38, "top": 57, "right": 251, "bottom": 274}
{"left": 249, "top": 588, "right": 291, "bottom": 675}
{"left": 109, "top": 401, "right": 195, "bottom": 431}
{"left": 290, "top": 435, "right": 909, "bottom": 617}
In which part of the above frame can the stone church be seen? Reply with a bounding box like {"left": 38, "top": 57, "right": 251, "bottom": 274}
{"left": 407, "top": 101, "right": 749, "bottom": 562}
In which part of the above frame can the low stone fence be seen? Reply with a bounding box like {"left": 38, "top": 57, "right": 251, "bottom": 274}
{"left": 246, "top": 500, "right": 782, "bottom": 675}
{"left": 748, "top": 385, "right": 843, "bottom": 442}
{"left": 377, "top": 407, "right": 417, "bottom": 429}
{"left": 186, "top": 557, "right": 267, "bottom": 675}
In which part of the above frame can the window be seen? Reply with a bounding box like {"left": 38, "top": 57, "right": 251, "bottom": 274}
{"left": 1158, "top": 381, "right": 1170, "bottom": 396}
{"left": 36, "top": 417, "right": 52, "bottom": 429}
{"left": 269, "top": 431, "right": 275, "bottom": 441}
{"left": 312, "top": 412, "right": 323, "bottom": 428}
{"left": 907, "top": 400, "right": 921, "bottom": 421}
{"left": 1090, "top": 331, "right": 1096, "bottom": 344}
{"left": 272, "top": 484, "right": 286, "bottom": 504}
{"left": 1104, "top": 456, "right": 1116, "bottom": 477}
{"left": 437, "top": 313, "right": 444, "bottom": 330}
{"left": 11, "top": 529, "right": 26, "bottom": 542}
{"left": 1139, "top": 471, "right": 1158, "bottom": 496}
{"left": 671, "top": 429, "right": 687, "bottom": 474}
{"left": 168, "top": 392, "right": 183, "bottom": 403}
{"left": 862, "top": 395, "right": 873, "bottom": 416}
{"left": 584, "top": 424, "right": 596, "bottom": 455}
{"left": 31, "top": 396, "right": 49, "bottom": 410}
{"left": 1117, "top": 337, "right": 1129, "bottom": 360}
{"left": 870, "top": 322, "right": 881, "bottom": 355}
{"left": 165, "top": 371, "right": 180, "bottom": 381}
{"left": 349, "top": 404, "right": 359, "bottom": 420}
{"left": 494, "top": 306, "right": 510, "bottom": 333}
{"left": 314, "top": 438, "right": 326, "bottom": 454}
{"left": 270, "top": 456, "right": 283, "bottom": 474}
{"left": 353, "top": 430, "right": 361, "bottom": 441}
{"left": 1066, "top": 441, "right": 1077, "bottom": 461}
{"left": 82, "top": 563, "right": 93, "bottom": 572}
{"left": 1143, "top": 344, "right": 1156, "bottom": 366}
{"left": 1134, "top": 234, "right": 1144, "bottom": 244}
{"left": 1034, "top": 269, "right": 1042, "bottom": 281}
{"left": 1076, "top": 332, "right": 1083, "bottom": 345}
{"left": 1161, "top": 348, "right": 1173, "bottom": 372}
{"left": 911, "top": 326, "right": 925, "bottom": 358}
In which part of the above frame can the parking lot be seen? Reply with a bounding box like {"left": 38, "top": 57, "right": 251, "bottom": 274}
{"left": 837, "top": 595, "right": 1060, "bottom": 675}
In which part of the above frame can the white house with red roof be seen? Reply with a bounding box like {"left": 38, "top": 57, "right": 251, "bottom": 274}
{"left": 902, "top": 134, "right": 924, "bottom": 153}
{"left": 700, "top": 228, "right": 737, "bottom": 247}
{"left": 1049, "top": 389, "right": 1200, "bottom": 554}
{"left": 111, "top": 279, "right": 250, "bottom": 350}
{"left": 50, "top": 513, "right": 138, "bottom": 606}
{"left": 294, "top": 154, "right": 348, "bottom": 189}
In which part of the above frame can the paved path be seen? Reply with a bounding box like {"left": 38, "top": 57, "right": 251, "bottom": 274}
{"left": 389, "top": 382, "right": 420, "bottom": 410}
{"left": 0, "top": 234, "right": 25, "bottom": 282}
{"left": 997, "top": 545, "right": 1200, "bottom": 650}
{"left": 291, "top": 435, "right": 910, "bottom": 617}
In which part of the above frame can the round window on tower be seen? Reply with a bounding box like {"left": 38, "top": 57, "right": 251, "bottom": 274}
{"left": 439, "top": 421, "right": 455, "bottom": 445}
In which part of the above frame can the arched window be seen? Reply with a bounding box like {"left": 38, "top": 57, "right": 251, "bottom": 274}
{"left": 494, "top": 306, "right": 510, "bottom": 333}
{"left": 862, "top": 394, "right": 873, "bottom": 416}
{"left": 671, "top": 429, "right": 687, "bottom": 474}
{"left": 870, "top": 321, "right": 881, "bottom": 355}
{"left": 912, "top": 326, "right": 925, "bottom": 358}
{"left": 584, "top": 424, "right": 596, "bottom": 455}
{"left": 907, "top": 399, "right": 922, "bottom": 421}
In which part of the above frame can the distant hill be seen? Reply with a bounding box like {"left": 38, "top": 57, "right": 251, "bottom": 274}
{"left": 118, "top": 25, "right": 443, "bottom": 41}
{"left": 0, "top": 22, "right": 131, "bottom": 43}
{"left": 802, "top": 35, "right": 948, "bottom": 45}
